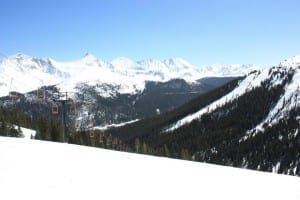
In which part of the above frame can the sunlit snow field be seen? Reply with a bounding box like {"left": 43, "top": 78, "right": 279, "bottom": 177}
{"left": 0, "top": 137, "right": 299, "bottom": 200}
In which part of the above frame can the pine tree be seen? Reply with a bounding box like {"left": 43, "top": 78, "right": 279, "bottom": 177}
{"left": 0, "top": 119, "right": 7, "bottom": 136}
{"left": 164, "top": 144, "right": 170, "bottom": 157}
{"left": 135, "top": 138, "right": 140, "bottom": 153}
{"left": 181, "top": 148, "right": 191, "bottom": 160}
{"left": 142, "top": 142, "right": 148, "bottom": 154}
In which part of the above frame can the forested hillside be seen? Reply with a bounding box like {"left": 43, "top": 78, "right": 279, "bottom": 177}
{"left": 105, "top": 78, "right": 241, "bottom": 142}
{"left": 0, "top": 106, "right": 62, "bottom": 141}
{"left": 1, "top": 61, "right": 299, "bottom": 176}
{"left": 104, "top": 64, "right": 300, "bottom": 176}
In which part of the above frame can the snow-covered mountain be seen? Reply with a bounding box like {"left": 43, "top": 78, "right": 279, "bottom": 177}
{"left": 0, "top": 53, "right": 259, "bottom": 97}
{"left": 166, "top": 55, "right": 300, "bottom": 133}
{"left": 0, "top": 53, "right": 68, "bottom": 96}
{"left": 1, "top": 136, "right": 299, "bottom": 200}
{"left": 104, "top": 54, "right": 300, "bottom": 175}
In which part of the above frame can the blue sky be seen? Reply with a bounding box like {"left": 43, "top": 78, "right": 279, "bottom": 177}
{"left": 1, "top": 0, "right": 300, "bottom": 66}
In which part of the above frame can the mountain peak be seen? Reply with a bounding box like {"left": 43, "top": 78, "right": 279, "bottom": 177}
{"left": 164, "top": 57, "right": 195, "bottom": 69}
{"left": 9, "top": 53, "right": 32, "bottom": 61}
{"left": 77, "top": 53, "right": 99, "bottom": 66}
{"left": 82, "top": 53, "right": 97, "bottom": 60}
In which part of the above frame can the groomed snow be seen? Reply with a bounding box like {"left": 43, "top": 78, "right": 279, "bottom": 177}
{"left": 0, "top": 137, "right": 299, "bottom": 200}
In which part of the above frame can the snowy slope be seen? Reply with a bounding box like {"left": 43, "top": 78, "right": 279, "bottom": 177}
{"left": 0, "top": 53, "right": 258, "bottom": 97}
{"left": 93, "top": 119, "right": 139, "bottom": 130}
{"left": 280, "top": 54, "right": 300, "bottom": 67}
{"left": 0, "top": 54, "right": 68, "bottom": 96}
{"left": 20, "top": 127, "right": 36, "bottom": 139}
{"left": 0, "top": 136, "right": 299, "bottom": 200}
{"left": 240, "top": 55, "right": 300, "bottom": 139}
{"left": 166, "top": 55, "right": 300, "bottom": 132}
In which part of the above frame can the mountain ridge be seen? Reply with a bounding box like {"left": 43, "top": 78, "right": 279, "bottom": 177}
{"left": 0, "top": 53, "right": 260, "bottom": 97}
{"left": 103, "top": 56, "right": 300, "bottom": 175}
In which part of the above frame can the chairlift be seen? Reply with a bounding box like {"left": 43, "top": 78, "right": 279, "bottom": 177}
{"left": 70, "top": 102, "right": 76, "bottom": 115}
{"left": 87, "top": 119, "right": 93, "bottom": 129}
{"left": 99, "top": 133, "right": 104, "bottom": 144}
{"left": 89, "top": 130, "right": 95, "bottom": 138}
{"left": 9, "top": 91, "right": 20, "bottom": 101}
{"left": 37, "top": 87, "right": 45, "bottom": 100}
{"left": 52, "top": 102, "right": 59, "bottom": 114}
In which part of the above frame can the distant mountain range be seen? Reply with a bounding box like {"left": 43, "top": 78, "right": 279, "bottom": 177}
{"left": 0, "top": 53, "right": 259, "bottom": 97}
{"left": 0, "top": 53, "right": 261, "bottom": 126}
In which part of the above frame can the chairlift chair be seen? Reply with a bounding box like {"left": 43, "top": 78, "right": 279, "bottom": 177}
{"left": 9, "top": 91, "right": 19, "bottom": 101}
{"left": 37, "top": 87, "right": 45, "bottom": 100}
{"left": 99, "top": 134, "right": 104, "bottom": 144}
{"left": 52, "top": 103, "right": 59, "bottom": 114}
{"left": 87, "top": 120, "right": 93, "bottom": 129}
{"left": 89, "top": 130, "right": 95, "bottom": 138}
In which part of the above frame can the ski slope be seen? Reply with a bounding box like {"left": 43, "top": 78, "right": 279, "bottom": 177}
{"left": 0, "top": 137, "right": 299, "bottom": 200}
{"left": 165, "top": 69, "right": 272, "bottom": 132}
{"left": 93, "top": 119, "right": 139, "bottom": 130}
{"left": 165, "top": 56, "right": 300, "bottom": 132}
{"left": 19, "top": 127, "right": 36, "bottom": 139}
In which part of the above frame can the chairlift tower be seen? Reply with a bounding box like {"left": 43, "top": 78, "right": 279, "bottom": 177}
{"left": 53, "top": 92, "right": 72, "bottom": 143}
